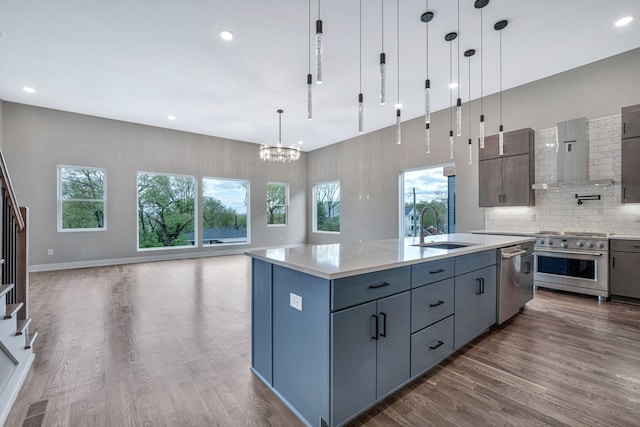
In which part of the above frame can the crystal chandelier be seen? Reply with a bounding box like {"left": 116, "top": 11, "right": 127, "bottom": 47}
{"left": 259, "top": 110, "right": 300, "bottom": 162}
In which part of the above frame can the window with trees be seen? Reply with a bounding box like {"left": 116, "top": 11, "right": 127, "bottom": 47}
{"left": 313, "top": 181, "right": 340, "bottom": 233}
{"left": 267, "top": 182, "right": 288, "bottom": 226}
{"left": 401, "top": 166, "right": 455, "bottom": 238}
{"left": 58, "top": 165, "right": 106, "bottom": 231}
{"left": 137, "top": 172, "right": 196, "bottom": 249}
{"left": 202, "top": 177, "right": 249, "bottom": 245}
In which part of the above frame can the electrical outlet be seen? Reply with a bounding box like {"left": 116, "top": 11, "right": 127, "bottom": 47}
{"left": 47, "top": 249, "right": 53, "bottom": 256}
{"left": 290, "top": 293, "right": 303, "bottom": 311}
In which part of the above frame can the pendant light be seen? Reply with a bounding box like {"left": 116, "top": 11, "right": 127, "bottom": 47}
{"left": 316, "top": 0, "right": 323, "bottom": 84}
{"left": 495, "top": 19, "right": 508, "bottom": 155}
{"left": 307, "top": 0, "right": 313, "bottom": 120}
{"left": 259, "top": 110, "right": 300, "bottom": 162}
{"left": 379, "top": 0, "right": 386, "bottom": 105}
{"left": 465, "top": 49, "right": 476, "bottom": 165}
{"left": 475, "top": 0, "right": 489, "bottom": 148}
{"left": 358, "top": 0, "right": 363, "bottom": 133}
{"left": 396, "top": 0, "right": 401, "bottom": 145}
{"left": 445, "top": 32, "right": 457, "bottom": 158}
{"left": 421, "top": 3, "right": 434, "bottom": 154}
{"left": 455, "top": 0, "right": 462, "bottom": 137}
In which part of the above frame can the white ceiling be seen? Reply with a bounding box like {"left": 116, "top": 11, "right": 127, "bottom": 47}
{"left": 0, "top": 0, "right": 638, "bottom": 152}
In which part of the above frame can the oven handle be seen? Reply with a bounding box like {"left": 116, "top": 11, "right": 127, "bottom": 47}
{"left": 535, "top": 249, "right": 603, "bottom": 257}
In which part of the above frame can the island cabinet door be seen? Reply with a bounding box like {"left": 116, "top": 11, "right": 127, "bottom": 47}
{"left": 454, "top": 265, "right": 497, "bottom": 350}
{"left": 476, "top": 265, "right": 497, "bottom": 332}
{"left": 331, "top": 301, "right": 377, "bottom": 426}
{"left": 375, "top": 291, "right": 411, "bottom": 399}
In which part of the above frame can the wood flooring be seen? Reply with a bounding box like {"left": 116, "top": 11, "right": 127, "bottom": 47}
{"left": 4, "top": 255, "right": 640, "bottom": 427}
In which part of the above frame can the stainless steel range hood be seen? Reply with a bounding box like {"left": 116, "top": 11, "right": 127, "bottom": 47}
{"left": 532, "top": 117, "right": 614, "bottom": 190}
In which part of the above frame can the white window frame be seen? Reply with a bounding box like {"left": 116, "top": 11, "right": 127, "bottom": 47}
{"left": 267, "top": 182, "right": 288, "bottom": 227}
{"left": 313, "top": 180, "right": 340, "bottom": 234}
{"left": 57, "top": 164, "right": 107, "bottom": 232}
{"left": 136, "top": 171, "right": 197, "bottom": 251}
{"left": 202, "top": 176, "right": 251, "bottom": 246}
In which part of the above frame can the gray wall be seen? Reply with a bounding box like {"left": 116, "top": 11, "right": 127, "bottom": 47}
{"left": 2, "top": 103, "right": 308, "bottom": 269}
{"left": 307, "top": 47, "right": 640, "bottom": 244}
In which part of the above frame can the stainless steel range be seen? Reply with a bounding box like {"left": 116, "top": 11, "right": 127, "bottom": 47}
{"left": 533, "top": 231, "right": 611, "bottom": 300}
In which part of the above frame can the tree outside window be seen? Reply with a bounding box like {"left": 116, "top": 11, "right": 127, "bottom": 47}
{"left": 202, "top": 178, "right": 249, "bottom": 245}
{"left": 314, "top": 181, "right": 340, "bottom": 232}
{"left": 58, "top": 165, "right": 106, "bottom": 231}
{"left": 267, "top": 182, "right": 288, "bottom": 226}
{"left": 137, "top": 172, "right": 196, "bottom": 248}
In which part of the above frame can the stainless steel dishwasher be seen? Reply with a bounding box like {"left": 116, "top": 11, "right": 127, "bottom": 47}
{"left": 497, "top": 241, "right": 534, "bottom": 324}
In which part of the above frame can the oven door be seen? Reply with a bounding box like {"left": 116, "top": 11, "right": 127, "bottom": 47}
{"left": 534, "top": 249, "right": 607, "bottom": 292}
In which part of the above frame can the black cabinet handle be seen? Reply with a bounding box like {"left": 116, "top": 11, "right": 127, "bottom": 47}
{"left": 430, "top": 268, "right": 445, "bottom": 274}
{"left": 612, "top": 256, "right": 615, "bottom": 268}
{"left": 481, "top": 278, "right": 485, "bottom": 294}
{"left": 475, "top": 278, "right": 482, "bottom": 295}
{"left": 429, "top": 300, "right": 445, "bottom": 307}
{"left": 369, "top": 282, "right": 391, "bottom": 289}
{"left": 371, "top": 315, "right": 379, "bottom": 340}
{"left": 624, "top": 188, "right": 627, "bottom": 200}
{"left": 379, "top": 312, "right": 387, "bottom": 337}
{"left": 624, "top": 122, "right": 626, "bottom": 135}
{"left": 429, "top": 340, "right": 444, "bottom": 350}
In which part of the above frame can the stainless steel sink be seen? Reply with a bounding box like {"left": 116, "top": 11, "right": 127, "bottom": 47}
{"left": 411, "top": 242, "right": 477, "bottom": 249}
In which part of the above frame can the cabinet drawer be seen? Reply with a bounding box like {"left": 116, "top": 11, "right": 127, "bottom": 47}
{"left": 410, "top": 315, "right": 454, "bottom": 377}
{"left": 455, "top": 250, "right": 497, "bottom": 275}
{"left": 411, "top": 278, "right": 454, "bottom": 333}
{"left": 331, "top": 267, "right": 410, "bottom": 311}
{"left": 411, "top": 258, "right": 455, "bottom": 288}
{"left": 610, "top": 239, "right": 640, "bottom": 253}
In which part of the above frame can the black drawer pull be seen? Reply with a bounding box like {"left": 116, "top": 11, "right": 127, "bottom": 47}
{"left": 369, "top": 282, "right": 391, "bottom": 289}
{"left": 429, "top": 300, "right": 445, "bottom": 307}
{"left": 429, "top": 340, "right": 444, "bottom": 350}
{"left": 430, "top": 268, "right": 445, "bottom": 274}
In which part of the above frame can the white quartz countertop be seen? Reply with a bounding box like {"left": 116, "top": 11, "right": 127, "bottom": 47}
{"left": 610, "top": 235, "right": 640, "bottom": 240}
{"left": 245, "top": 233, "right": 535, "bottom": 279}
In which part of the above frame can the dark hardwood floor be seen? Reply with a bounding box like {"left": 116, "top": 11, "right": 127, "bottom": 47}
{"left": 5, "top": 255, "right": 640, "bottom": 427}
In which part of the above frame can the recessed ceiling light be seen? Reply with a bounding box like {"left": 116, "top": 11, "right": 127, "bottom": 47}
{"left": 449, "top": 82, "right": 458, "bottom": 89}
{"left": 298, "top": 140, "right": 304, "bottom": 145}
{"left": 615, "top": 16, "right": 633, "bottom": 27}
{"left": 168, "top": 115, "right": 176, "bottom": 121}
{"left": 220, "top": 30, "right": 233, "bottom": 41}
{"left": 22, "top": 87, "right": 36, "bottom": 93}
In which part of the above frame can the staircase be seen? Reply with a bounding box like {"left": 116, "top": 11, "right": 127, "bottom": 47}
{"left": 0, "top": 148, "right": 35, "bottom": 426}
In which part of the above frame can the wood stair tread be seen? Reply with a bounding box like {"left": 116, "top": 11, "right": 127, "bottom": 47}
{"left": 4, "top": 302, "right": 23, "bottom": 319}
{"left": 16, "top": 318, "right": 31, "bottom": 335}
{"left": 25, "top": 331, "right": 38, "bottom": 349}
{"left": 0, "top": 283, "right": 14, "bottom": 298}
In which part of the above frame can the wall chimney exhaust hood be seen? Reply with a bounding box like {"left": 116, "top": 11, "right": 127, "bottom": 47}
{"left": 532, "top": 117, "right": 614, "bottom": 190}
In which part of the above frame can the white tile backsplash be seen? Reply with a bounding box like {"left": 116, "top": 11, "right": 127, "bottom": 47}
{"left": 484, "top": 113, "right": 640, "bottom": 235}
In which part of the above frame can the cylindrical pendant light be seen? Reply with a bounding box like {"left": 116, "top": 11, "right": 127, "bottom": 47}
{"left": 396, "top": 0, "right": 401, "bottom": 144}
{"left": 316, "top": 0, "right": 323, "bottom": 84}
{"left": 465, "top": 49, "right": 476, "bottom": 165}
{"left": 358, "top": 0, "right": 364, "bottom": 133}
{"left": 445, "top": 31, "right": 457, "bottom": 158}
{"left": 455, "top": 0, "right": 462, "bottom": 137}
{"left": 495, "top": 19, "right": 508, "bottom": 155}
{"left": 380, "top": 0, "right": 386, "bottom": 105}
{"left": 475, "top": 0, "right": 489, "bottom": 148}
{"left": 421, "top": 4, "right": 434, "bottom": 154}
{"left": 307, "top": 0, "right": 313, "bottom": 120}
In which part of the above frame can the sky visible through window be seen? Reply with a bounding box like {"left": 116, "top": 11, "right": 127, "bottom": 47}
{"left": 202, "top": 179, "right": 247, "bottom": 214}
{"left": 404, "top": 167, "right": 448, "bottom": 204}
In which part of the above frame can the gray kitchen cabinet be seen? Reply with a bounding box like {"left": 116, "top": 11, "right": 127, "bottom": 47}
{"left": 621, "top": 138, "right": 640, "bottom": 202}
{"left": 610, "top": 240, "right": 640, "bottom": 301}
{"left": 454, "top": 264, "right": 497, "bottom": 350}
{"left": 622, "top": 104, "right": 640, "bottom": 139}
{"left": 331, "top": 291, "right": 410, "bottom": 426}
{"left": 478, "top": 128, "right": 535, "bottom": 207}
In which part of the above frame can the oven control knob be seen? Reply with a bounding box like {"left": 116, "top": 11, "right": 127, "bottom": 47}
{"left": 596, "top": 242, "right": 605, "bottom": 249}
{"left": 575, "top": 241, "right": 583, "bottom": 247}
{"left": 538, "top": 239, "right": 545, "bottom": 245}
{"left": 586, "top": 241, "right": 594, "bottom": 248}
{"left": 560, "top": 242, "right": 568, "bottom": 248}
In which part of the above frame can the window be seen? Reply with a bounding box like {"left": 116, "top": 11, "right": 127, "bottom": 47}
{"left": 202, "top": 177, "right": 249, "bottom": 245}
{"left": 137, "top": 172, "right": 196, "bottom": 249}
{"left": 400, "top": 166, "right": 455, "bottom": 237}
{"left": 313, "top": 181, "right": 340, "bottom": 233}
{"left": 58, "top": 165, "right": 106, "bottom": 231}
{"left": 267, "top": 182, "right": 288, "bottom": 226}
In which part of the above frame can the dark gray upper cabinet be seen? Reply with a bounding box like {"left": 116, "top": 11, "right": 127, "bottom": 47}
{"left": 622, "top": 104, "right": 640, "bottom": 139}
{"left": 621, "top": 104, "right": 640, "bottom": 203}
{"left": 478, "top": 128, "right": 535, "bottom": 207}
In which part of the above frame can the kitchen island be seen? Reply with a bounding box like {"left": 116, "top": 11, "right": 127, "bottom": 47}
{"left": 245, "top": 233, "right": 534, "bottom": 427}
